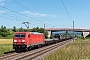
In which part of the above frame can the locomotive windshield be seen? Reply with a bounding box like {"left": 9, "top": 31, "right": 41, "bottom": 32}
{"left": 15, "top": 34, "right": 26, "bottom": 38}
{"left": 21, "top": 34, "right": 26, "bottom": 37}
{"left": 15, "top": 34, "right": 20, "bottom": 38}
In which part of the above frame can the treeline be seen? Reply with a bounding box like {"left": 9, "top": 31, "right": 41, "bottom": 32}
{"left": 0, "top": 25, "right": 48, "bottom": 39}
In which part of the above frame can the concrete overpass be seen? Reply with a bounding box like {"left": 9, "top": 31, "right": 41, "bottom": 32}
{"left": 45, "top": 28, "right": 90, "bottom": 38}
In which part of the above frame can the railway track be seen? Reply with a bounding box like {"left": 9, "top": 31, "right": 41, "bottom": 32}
{"left": 0, "top": 39, "right": 72, "bottom": 60}
{"left": 0, "top": 52, "right": 17, "bottom": 59}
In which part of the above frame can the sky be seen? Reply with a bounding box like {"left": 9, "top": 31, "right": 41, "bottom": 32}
{"left": 0, "top": 0, "right": 90, "bottom": 29}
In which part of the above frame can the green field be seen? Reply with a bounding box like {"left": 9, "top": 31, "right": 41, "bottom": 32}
{"left": 0, "top": 39, "right": 14, "bottom": 56}
{"left": 44, "top": 39, "right": 90, "bottom": 60}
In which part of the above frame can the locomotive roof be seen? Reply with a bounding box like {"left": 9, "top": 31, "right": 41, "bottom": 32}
{"left": 15, "top": 32, "right": 29, "bottom": 33}
{"left": 30, "top": 32, "right": 43, "bottom": 34}
{"left": 15, "top": 32, "right": 43, "bottom": 34}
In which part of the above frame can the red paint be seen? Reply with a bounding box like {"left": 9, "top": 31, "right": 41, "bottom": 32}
{"left": 13, "top": 32, "right": 44, "bottom": 46}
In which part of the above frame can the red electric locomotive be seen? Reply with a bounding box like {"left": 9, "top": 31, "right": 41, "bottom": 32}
{"left": 13, "top": 32, "right": 44, "bottom": 51}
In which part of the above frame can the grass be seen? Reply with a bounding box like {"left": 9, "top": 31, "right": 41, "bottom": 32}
{"left": 0, "top": 39, "right": 13, "bottom": 44}
{"left": 0, "top": 44, "right": 14, "bottom": 56}
{"left": 44, "top": 38, "right": 90, "bottom": 60}
{"left": 0, "top": 39, "right": 14, "bottom": 56}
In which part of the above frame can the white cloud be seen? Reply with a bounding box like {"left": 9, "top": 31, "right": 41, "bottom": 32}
{"left": 0, "top": 0, "right": 5, "bottom": 6}
{"left": 20, "top": 11, "right": 58, "bottom": 17}
{"left": 0, "top": 10, "right": 5, "bottom": 14}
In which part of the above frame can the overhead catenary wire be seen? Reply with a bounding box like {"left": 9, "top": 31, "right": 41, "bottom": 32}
{"left": 12, "top": 0, "right": 57, "bottom": 28}
{"left": 12, "top": 0, "right": 49, "bottom": 21}
{"left": 1, "top": 1, "right": 63, "bottom": 28}
{"left": 0, "top": 6, "right": 43, "bottom": 23}
{"left": 61, "top": 0, "right": 74, "bottom": 41}
{"left": 0, "top": 5, "right": 47, "bottom": 27}
{"left": 61, "top": 0, "right": 73, "bottom": 21}
{"left": 1, "top": 12, "right": 38, "bottom": 25}
{"left": 0, "top": 14, "right": 38, "bottom": 27}
{"left": 0, "top": 13, "right": 41, "bottom": 27}
{"left": 1, "top": 12, "right": 25, "bottom": 22}
{"left": 0, "top": 15, "right": 21, "bottom": 22}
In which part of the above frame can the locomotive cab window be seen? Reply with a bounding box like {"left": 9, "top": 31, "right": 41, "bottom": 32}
{"left": 15, "top": 34, "right": 26, "bottom": 38}
{"left": 15, "top": 34, "right": 20, "bottom": 38}
{"left": 21, "top": 34, "right": 26, "bottom": 38}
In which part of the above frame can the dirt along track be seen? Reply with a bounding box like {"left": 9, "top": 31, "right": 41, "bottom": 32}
{"left": 0, "top": 39, "right": 73, "bottom": 60}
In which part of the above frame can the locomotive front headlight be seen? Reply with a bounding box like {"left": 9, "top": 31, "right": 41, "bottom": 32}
{"left": 14, "top": 40, "right": 17, "bottom": 42}
{"left": 22, "top": 40, "right": 25, "bottom": 42}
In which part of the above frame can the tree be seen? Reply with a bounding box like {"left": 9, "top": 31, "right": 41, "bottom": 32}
{"left": 31, "top": 27, "right": 40, "bottom": 32}
{"left": 39, "top": 28, "right": 44, "bottom": 33}
{"left": 19, "top": 27, "right": 24, "bottom": 32}
{"left": 45, "top": 31, "right": 48, "bottom": 39}
{"left": 31, "top": 27, "right": 48, "bottom": 39}
{"left": 0, "top": 25, "right": 10, "bottom": 37}
{"left": 1, "top": 25, "right": 3, "bottom": 29}
{"left": 65, "top": 31, "right": 69, "bottom": 35}
{"left": 0, "top": 28, "right": 1, "bottom": 37}
{"left": 12, "top": 26, "right": 17, "bottom": 32}
{"left": 50, "top": 35, "right": 54, "bottom": 39}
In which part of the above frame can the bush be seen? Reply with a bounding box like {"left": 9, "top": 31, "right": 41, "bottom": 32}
{"left": 50, "top": 35, "right": 54, "bottom": 39}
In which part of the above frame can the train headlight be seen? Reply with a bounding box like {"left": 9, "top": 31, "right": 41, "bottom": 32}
{"left": 22, "top": 40, "right": 25, "bottom": 42}
{"left": 14, "top": 40, "right": 17, "bottom": 42}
